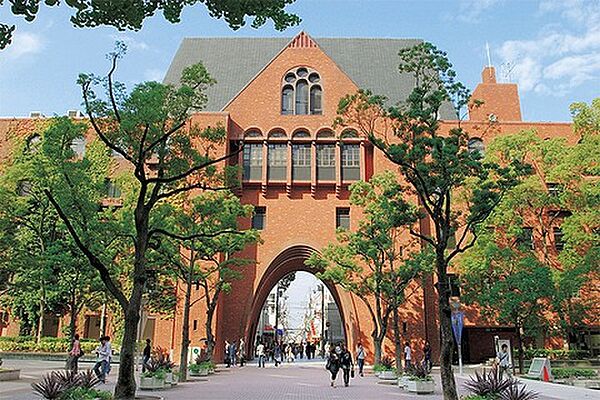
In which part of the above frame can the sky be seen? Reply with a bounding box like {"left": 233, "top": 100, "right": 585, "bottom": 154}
{"left": 1, "top": 0, "right": 599, "bottom": 122}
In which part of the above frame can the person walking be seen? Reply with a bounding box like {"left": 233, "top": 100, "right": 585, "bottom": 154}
{"left": 404, "top": 341, "right": 412, "bottom": 369}
{"left": 142, "top": 338, "right": 151, "bottom": 373}
{"left": 273, "top": 343, "right": 283, "bottom": 367}
{"left": 256, "top": 342, "right": 266, "bottom": 368}
{"left": 225, "top": 340, "right": 231, "bottom": 367}
{"left": 238, "top": 338, "right": 245, "bottom": 367}
{"left": 355, "top": 342, "right": 366, "bottom": 377}
{"left": 67, "top": 334, "right": 83, "bottom": 373}
{"left": 229, "top": 340, "right": 237, "bottom": 367}
{"left": 423, "top": 341, "right": 432, "bottom": 372}
{"left": 495, "top": 343, "right": 511, "bottom": 380}
{"left": 93, "top": 336, "right": 111, "bottom": 383}
{"left": 326, "top": 345, "right": 341, "bottom": 387}
{"left": 340, "top": 343, "right": 354, "bottom": 387}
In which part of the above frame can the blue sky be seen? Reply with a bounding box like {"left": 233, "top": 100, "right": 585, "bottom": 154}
{"left": 1, "top": 0, "right": 599, "bottom": 122}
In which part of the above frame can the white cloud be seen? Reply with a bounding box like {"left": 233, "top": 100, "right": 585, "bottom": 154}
{"left": 456, "top": 0, "right": 503, "bottom": 23}
{"left": 497, "top": 0, "right": 600, "bottom": 96}
{"left": 2, "top": 31, "right": 44, "bottom": 62}
{"left": 109, "top": 34, "right": 150, "bottom": 51}
{"left": 144, "top": 68, "right": 165, "bottom": 82}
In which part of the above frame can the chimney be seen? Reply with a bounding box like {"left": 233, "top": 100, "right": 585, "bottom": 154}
{"left": 481, "top": 66, "right": 497, "bottom": 84}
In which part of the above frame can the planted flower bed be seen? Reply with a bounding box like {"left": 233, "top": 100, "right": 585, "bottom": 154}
{"left": 31, "top": 369, "right": 113, "bottom": 400}
{"left": 0, "top": 336, "right": 99, "bottom": 353}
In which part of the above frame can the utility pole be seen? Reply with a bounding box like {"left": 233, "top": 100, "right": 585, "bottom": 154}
{"left": 275, "top": 283, "right": 280, "bottom": 342}
{"left": 320, "top": 284, "right": 325, "bottom": 358}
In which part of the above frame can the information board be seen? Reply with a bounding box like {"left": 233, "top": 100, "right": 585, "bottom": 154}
{"left": 527, "top": 357, "right": 553, "bottom": 381}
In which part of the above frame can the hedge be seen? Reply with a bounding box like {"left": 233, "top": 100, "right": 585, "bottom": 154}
{"left": 553, "top": 367, "right": 598, "bottom": 379}
{"left": 524, "top": 348, "right": 591, "bottom": 360}
{"left": 0, "top": 336, "right": 98, "bottom": 353}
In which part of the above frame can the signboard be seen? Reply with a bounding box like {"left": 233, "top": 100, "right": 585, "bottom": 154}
{"left": 527, "top": 357, "right": 553, "bottom": 382}
{"left": 188, "top": 346, "right": 201, "bottom": 365}
{"left": 451, "top": 311, "right": 464, "bottom": 344}
{"left": 276, "top": 328, "right": 284, "bottom": 336}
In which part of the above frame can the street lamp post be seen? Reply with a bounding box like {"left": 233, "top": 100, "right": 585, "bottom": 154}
{"left": 320, "top": 284, "right": 325, "bottom": 358}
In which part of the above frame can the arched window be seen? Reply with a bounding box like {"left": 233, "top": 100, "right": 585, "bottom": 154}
{"left": 295, "top": 80, "right": 308, "bottom": 115}
{"left": 310, "top": 86, "right": 322, "bottom": 115}
{"left": 244, "top": 129, "right": 263, "bottom": 139}
{"left": 281, "top": 67, "right": 323, "bottom": 115}
{"left": 316, "top": 129, "right": 335, "bottom": 139}
{"left": 269, "top": 130, "right": 287, "bottom": 139}
{"left": 468, "top": 138, "right": 485, "bottom": 156}
{"left": 292, "top": 130, "right": 311, "bottom": 139}
{"left": 281, "top": 86, "right": 294, "bottom": 115}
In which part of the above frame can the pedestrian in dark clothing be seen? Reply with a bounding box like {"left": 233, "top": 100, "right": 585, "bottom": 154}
{"left": 326, "top": 345, "right": 341, "bottom": 387}
{"left": 229, "top": 341, "right": 237, "bottom": 366}
{"left": 142, "top": 339, "right": 151, "bottom": 373}
{"left": 340, "top": 344, "right": 354, "bottom": 387}
{"left": 423, "top": 341, "right": 432, "bottom": 372}
{"left": 225, "top": 340, "right": 231, "bottom": 367}
{"left": 67, "top": 334, "right": 82, "bottom": 373}
{"left": 274, "top": 343, "right": 282, "bottom": 367}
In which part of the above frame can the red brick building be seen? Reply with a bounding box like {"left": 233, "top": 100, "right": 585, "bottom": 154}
{"left": 1, "top": 32, "right": 595, "bottom": 363}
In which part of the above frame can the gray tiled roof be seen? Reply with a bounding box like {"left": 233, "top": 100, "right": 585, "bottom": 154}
{"left": 163, "top": 36, "right": 457, "bottom": 119}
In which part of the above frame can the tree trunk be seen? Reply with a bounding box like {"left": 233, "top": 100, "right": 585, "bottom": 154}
{"left": 516, "top": 324, "right": 524, "bottom": 375}
{"left": 205, "top": 304, "right": 216, "bottom": 361}
{"left": 114, "top": 291, "right": 142, "bottom": 400}
{"left": 68, "top": 290, "right": 77, "bottom": 341}
{"left": 373, "top": 332, "right": 382, "bottom": 365}
{"left": 393, "top": 307, "right": 402, "bottom": 373}
{"left": 436, "top": 251, "right": 458, "bottom": 400}
{"left": 178, "top": 279, "right": 193, "bottom": 381}
{"left": 36, "top": 286, "right": 45, "bottom": 344}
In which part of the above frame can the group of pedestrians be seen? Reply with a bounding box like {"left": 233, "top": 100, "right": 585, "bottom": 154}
{"left": 224, "top": 338, "right": 246, "bottom": 367}
{"left": 67, "top": 334, "right": 112, "bottom": 383}
{"left": 325, "top": 342, "right": 354, "bottom": 387}
{"left": 254, "top": 340, "right": 320, "bottom": 367}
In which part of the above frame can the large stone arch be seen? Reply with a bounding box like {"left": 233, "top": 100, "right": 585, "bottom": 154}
{"left": 244, "top": 244, "right": 349, "bottom": 356}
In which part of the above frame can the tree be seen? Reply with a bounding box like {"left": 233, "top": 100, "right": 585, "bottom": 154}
{"left": 335, "top": 43, "right": 525, "bottom": 400}
{"left": 458, "top": 228, "right": 554, "bottom": 374}
{"left": 0, "top": 0, "right": 300, "bottom": 50}
{"left": 154, "top": 191, "right": 258, "bottom": 381}
{"left": 0, "top": 117, "right": 109, "bottom": 341}
{"left": 44, "top": 43, "right": 239, "bottom": 399}
{"left": 306, "top": 171, "right": 431, "bottom": 366}
{"left": 483, "top": 115, "right": 600, "bottom": 347}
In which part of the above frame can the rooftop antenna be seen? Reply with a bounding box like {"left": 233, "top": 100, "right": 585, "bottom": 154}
{"left": 486, "top": 42, "right": 493, "bottom": 69}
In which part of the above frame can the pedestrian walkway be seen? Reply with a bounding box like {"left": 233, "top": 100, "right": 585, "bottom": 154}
{"left": 1, "top": 359, "right": 598, "bottom": 400}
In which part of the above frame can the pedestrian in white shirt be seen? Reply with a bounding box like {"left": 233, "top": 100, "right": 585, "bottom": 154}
{"left": 404, "top": 341, "right": 412, "bottom": 369}
{"left": 93, "top": 336, "right": 111, "bottom": 383}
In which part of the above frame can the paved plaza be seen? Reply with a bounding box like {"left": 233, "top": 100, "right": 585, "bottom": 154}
{"left": 1, "top": 359, "right": 598, "bottom": 400}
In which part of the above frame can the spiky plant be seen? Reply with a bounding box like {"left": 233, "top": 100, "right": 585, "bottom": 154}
{"left": 499, "top": 384, "right": 538, "bottom": 400}
{"left": 77, "top": 369, "right": 101, "bottom": 389}
{"left": 463, "top": 370, "right": 515, "bottom": 397}
{"left": 31, "top": 372, "right": 65, "bottom": 400}
{"left": 153, "top": 346, "right": 176, "bottom": 371}
{"left": 53, "top": 370, "right": 80, "bottom": 390}
{"left": 406, "top": 362, "right": 432, "bottom": 380}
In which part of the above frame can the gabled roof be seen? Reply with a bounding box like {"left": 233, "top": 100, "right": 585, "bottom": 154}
{"left": 163, "top": 36, "right": 457, "bottom": 119}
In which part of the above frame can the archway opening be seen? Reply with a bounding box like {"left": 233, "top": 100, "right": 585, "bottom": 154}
{"left": 253, "top": 271, "right": 345, "bottom": 361}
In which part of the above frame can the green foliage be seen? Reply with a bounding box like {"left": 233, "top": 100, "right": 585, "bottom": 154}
{"left": 523, "top": 348, "right": 591, "bottom": 360}
{"left": 463, "top": 370, "right": 515, "bottom": 398}
{"left": 406, "top": 363, "right": 433, "bottom": 381}
{"left": 1, "top": 0, "right": 300, "bottom": 49}
{"left": 552, "top": 367, "right": 597, "bottom": 379}
{"left": 0, "top": 117, "right": 109, "bottom": 338}
{"left": 0, "top": 336, "right": 99, "bottom": 353}
{"left": 61, "top": 387, "right": 113, "bottom": 400}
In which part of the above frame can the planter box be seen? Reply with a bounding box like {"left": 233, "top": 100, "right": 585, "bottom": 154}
{"left": 0, "top": 369, "right": 20, "bottom": 381}
{"left": 572, "top": 379, "right": 600, "bottom": 389}
{"left": 164, "top": 372, "right": 178, "bottom": 386}
{"left": 406, "top": 379, "right": 435, "bottom": 394}
{"left": 398, "top": 375, "right": 411, "bottom": 389}
{"left": 378, "top": 370, "right": 397, "bottom": 380}
{"left": 139, "top": 376, "right": 165, "bottom": 390}
{"left": 189, "top": 368, "right": 209, "bottom": 377}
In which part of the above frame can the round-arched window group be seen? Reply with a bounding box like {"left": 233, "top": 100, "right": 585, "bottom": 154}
{"left": 282, "top": 67, "right": 322, "bottom": 115}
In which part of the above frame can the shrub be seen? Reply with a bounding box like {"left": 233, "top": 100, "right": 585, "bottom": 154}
{"left": 524, "top": 348, "right": 590, "bottom": 360}
{"left": 498, "top": 384, "right": 538, "bottom": 400}
{"left": 77, "top": 369, "right": 101, "bottom": 389}
{"left": 61, "top": 387, "right": 113, "bottom": 400}
{"left": 406, "top": 363, "right": 433, "bottom": 381}
{"left": 0, "top": 336, "right": 99, "bottom": 353}
{"left": 552, "top": 367, "right": 597, "bottom": 379}
{"left": 463, "top": 370, "right": 514, "bottom": 397}
{"left": 31, "top": 372, "right": 66, "bottom": 400}
{"left": 153, "top": 346, "right": 176, "bottom": 371}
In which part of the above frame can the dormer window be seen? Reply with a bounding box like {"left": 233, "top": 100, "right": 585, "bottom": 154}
{"left": 281, "top": 67, "right": 322, "bottom": 115}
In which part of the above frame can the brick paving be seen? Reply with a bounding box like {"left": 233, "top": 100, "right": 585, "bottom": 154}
{"left": 1, "top": 359, "right": 598, "bottom": 400}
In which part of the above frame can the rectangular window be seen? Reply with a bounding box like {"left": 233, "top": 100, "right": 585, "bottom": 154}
{"left": 243, "top": 143, "right": 263, "bottom": 181}
{"left": 193, "top": 320, "right": 198, "bottom": 331}
{"left": 253, "top": 206, "right": 266, "bottom": 230}
{"left": 341, "top": 144, "right": 360, "bottom": 181}
{"left": 448, "top": 274, "right": 461, "bottom": 297}
{"left": 105, "top": 180, "right": 121, "bottom": 198}
{"left": 292, "top": 144, "right": 311, "bottom": 181}
{"left": 554, "top": 227, "right": 564, "bottom": 251}
{"left": 268, "top": 144, "right": 287, "bottom": 181}
{"left": 317, "top": 144, "right": 336, "bottom": 181}
{"left": 336, "top": 207, "right": 350, "bottom": 230}
{"left": 518, "top": 227, "right": 534, "bottom": 250}
{"left": 70, "top": 137, "right": 86, "bottom": 157}
{"left": 547, "top": 182, "right": 561, "bottom": 197}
